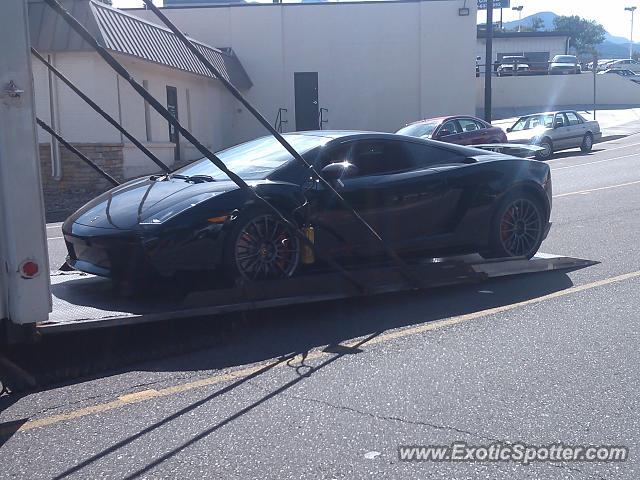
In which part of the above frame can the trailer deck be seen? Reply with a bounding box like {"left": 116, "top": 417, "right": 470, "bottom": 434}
{"left": 38, "top": 253, "right": 597, "bottom": 333}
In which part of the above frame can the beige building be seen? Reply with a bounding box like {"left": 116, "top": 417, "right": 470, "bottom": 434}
{"left": 131, "top": 0, "right": 478, "bottom": 142}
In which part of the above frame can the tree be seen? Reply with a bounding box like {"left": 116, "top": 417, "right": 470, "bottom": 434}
{"left": 553, "top": 15, "right": 606, "bottom": 54}
{"left": 528, "top": 16, "right": 545, "bottom": 32}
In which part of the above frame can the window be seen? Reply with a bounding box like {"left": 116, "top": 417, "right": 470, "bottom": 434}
{"left": 474, "top": 120, "right": 487, "bottom": 130}
{"left": 405, "top": 142, "right": 468, "bottom": 167}
{"left": 565, "top": 112, "right": 581, "bottom": 126}
{"left": 511, "top": 115, "right": 553, "bottom": 131}
{"left": 554, "top": 113, "right": 567, "bottom": 128}
{"left": 177, "top": 134, "right": 330, "bottom": 180}
{"left": 440, "top": 120, "right": 461, "bottom": 136}
{"left": 458, "top": 118, "right": 479, "bottom": 133}
{"left": 396, "top": 120, "right": 440, "bottom": 138}
{"left": 186, "top": 88, "right": 193, "bottom": 132}
{"left": 142, "top": 80, "right": 152, "bottom": 142}
{"left": 350, "top": 140, "right": 415, "bottom": 176}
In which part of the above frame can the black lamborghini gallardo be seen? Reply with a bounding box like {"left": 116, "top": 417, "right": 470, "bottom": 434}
{"left": 63, "top": 131, "right": 552, "bottom": 283}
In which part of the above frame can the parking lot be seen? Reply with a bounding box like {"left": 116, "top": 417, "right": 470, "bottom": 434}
{"left": 0, "top": 131, "right": 638, "bottom": 478}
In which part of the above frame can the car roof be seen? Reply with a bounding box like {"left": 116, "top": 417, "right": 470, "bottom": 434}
{"left": 281, "top": 130, "right": 490, "bottom": 157}
{"left": 404, "top": 115, "right": 487, "bottom": 127}
{"left": 517, "top": 110, "right": 578, "bottom": 118}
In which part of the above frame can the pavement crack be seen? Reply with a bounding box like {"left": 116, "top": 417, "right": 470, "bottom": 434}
{"left": 247, "top": 381, "right": 483, "bottom": 439}
{"left": 247, "top": 383, "right": 612, "bottom": 480}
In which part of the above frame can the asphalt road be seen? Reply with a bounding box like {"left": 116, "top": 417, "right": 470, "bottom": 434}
{"left": 3, "top": 135, "right": 640, "bottom": 479}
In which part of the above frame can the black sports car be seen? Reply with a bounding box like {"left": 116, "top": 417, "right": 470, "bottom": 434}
{"left": 63, "top": 131, "right": 552, "bottom": 284}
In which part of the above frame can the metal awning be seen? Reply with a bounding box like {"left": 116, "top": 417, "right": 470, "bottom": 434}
{"left": 28, "top": 0, "right": 252, "bottom": 90}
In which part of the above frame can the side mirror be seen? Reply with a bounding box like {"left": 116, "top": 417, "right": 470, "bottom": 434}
{"left": 321, "top": 162, "right": 359, "bottom": 183}
{"left": 437, "top": 129, "right": 452, "bottom": 138}
{"left": 554, "top": 122, "right": 563, "bottom": 129}
{"left": 506, "top": 127, "right": 512, "bottom": 133}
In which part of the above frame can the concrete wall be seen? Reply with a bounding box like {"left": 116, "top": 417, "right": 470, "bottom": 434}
{"left": 476, "top": 74, "right": 640, "bottom": 117}
{"left": 131, "top": 0, "right": 477, "bottom": 142}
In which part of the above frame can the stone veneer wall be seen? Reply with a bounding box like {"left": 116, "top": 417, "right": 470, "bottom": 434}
{"left": 39, "top": 143, "right": 125, "bottom": 222}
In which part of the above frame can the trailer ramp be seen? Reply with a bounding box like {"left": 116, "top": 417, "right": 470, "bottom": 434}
{"left": 38, "top": 253, "right": 596, "bottom": 334}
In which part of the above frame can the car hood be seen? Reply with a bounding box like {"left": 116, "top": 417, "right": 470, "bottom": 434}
{"left": 551, "top": 63, "right": 577, "bottom": 68}
{"left": 65, "top": 176, "right": 244, "bottom": 231}
{"left": 506, "top": 129, "right": 545, "bottom": 143}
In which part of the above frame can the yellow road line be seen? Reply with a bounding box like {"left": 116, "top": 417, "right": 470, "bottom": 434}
{"left": 3, "top": 269, "right": 640, "bottom": 437}
{"left": 554, "top": 179, "right": 640, "bottom": 198}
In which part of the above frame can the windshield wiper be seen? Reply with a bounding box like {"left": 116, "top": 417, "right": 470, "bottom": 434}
{"left": 170, "top": 174, "right": 216, "bottom": 183}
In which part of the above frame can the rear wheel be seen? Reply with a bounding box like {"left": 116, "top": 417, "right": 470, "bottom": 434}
{"left": 581, "top": 133, "right": 593, "bottom": 152}
{"left": 485, "top": 192, "right": 545, "bottom": 259}
{"left": 224, "top": 210, "right": 301, "bottom": 283}
{"left": 535, "top": 139, "right": 553, "bottom": 160}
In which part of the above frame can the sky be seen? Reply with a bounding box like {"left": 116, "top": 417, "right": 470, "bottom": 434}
{"left": 113, "top": 0, "right": 639, "bottom": 41}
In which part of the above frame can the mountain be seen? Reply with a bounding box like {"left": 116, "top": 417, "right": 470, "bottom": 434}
{"left": 501, "top": 11, "right": 639, "bottom": 59}
{"left": 502, "top": 11, "right": 557, "bottom": 32}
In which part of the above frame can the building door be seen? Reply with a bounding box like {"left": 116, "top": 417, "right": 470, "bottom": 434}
{"left": 294, "top": 72, "right": 319, "bottom": 131}
{"left": 166, "top": 86, "right": 180, "bottom": 163}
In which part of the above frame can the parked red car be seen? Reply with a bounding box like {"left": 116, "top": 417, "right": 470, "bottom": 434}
{"left": 396, "top": 116, "right": 507, "bottom": 146}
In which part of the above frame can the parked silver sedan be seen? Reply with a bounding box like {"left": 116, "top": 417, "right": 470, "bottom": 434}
{"left": 506, "top": 111, "right": 602, "bottom": 160}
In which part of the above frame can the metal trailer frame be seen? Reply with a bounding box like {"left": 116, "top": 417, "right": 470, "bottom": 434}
{"left": 39, "top": 253, "right": 596, "bottom": 334}
{"left": 0, "top": 0, "right": 51, "bottom": 328}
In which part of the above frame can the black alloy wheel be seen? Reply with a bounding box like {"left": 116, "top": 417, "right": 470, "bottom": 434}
{"left": 498, "top": 198, "right": 543, "bottom": 258}
{"left": 232, "top": 213, "right": 300, "bottom": 281}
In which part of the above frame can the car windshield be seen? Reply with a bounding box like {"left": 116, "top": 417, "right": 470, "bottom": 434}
{"left": 553, "top": 56, "right": 576, "bottom": 63}
{"left": 503, "top": 57, "right": 526, "bottom": 62}
{"left": 174, "top": 135, "right": 330, "bottom": 180}
{"left": 396, "top": 121, "right": 440, "bottom": 138}
{"left": 511, "top": 114, "right": 554, "bottom": 131}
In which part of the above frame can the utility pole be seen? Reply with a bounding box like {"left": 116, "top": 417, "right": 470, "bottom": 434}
{"left": 625, "top": 6, "right": 637, "bottom": 59}
{"left": 484, "top": 0, "right": 494, "bottom": 122}
{"left": 593, "top": 51, "right": 598, "bottom": 120}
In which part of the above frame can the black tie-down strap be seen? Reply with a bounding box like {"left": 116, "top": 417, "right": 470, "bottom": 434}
{"left": 36, "top": 117, "right": 120, "bottom": 187}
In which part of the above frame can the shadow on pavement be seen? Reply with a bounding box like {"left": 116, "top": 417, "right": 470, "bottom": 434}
{"left": 1, "top": 270, "right": 583, "bottom": 477}
{"left": 1, "top": 269, "right": 577, "bottom": 395}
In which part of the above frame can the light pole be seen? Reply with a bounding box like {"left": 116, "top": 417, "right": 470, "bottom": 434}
{"left": 625, "top": 6, "right": 637, "bottom": 59}
{"left": 512, "top": 6, "right": 524, "bottom": 32}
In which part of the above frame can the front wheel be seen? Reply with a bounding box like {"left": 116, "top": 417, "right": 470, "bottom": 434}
{"left": 485, "top": 193, "right": 545, "bottom": 259}
{"left": 224, "top": 210, "right": 301, "bottom": 282}
{"left": 580, "top": 133, "right": 593, "bottom": 152}
{"left": 535, "top": 139, "right": 553, "bottom": 160}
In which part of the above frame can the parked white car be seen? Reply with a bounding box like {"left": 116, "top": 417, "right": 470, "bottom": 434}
{"left": 506, "top": 110, "right": 602, "bottom": 160}
{"left": 598, "top": 68, "right": 638, "bottom": 77}
{"left": 605, "top": 59, "right": 640, "bottom": 73}
{"left": 548, "top": 55, "right": 581, "bottom": 75}
{"left": 497, "top": 56, "right": 530, "bottom": 76}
